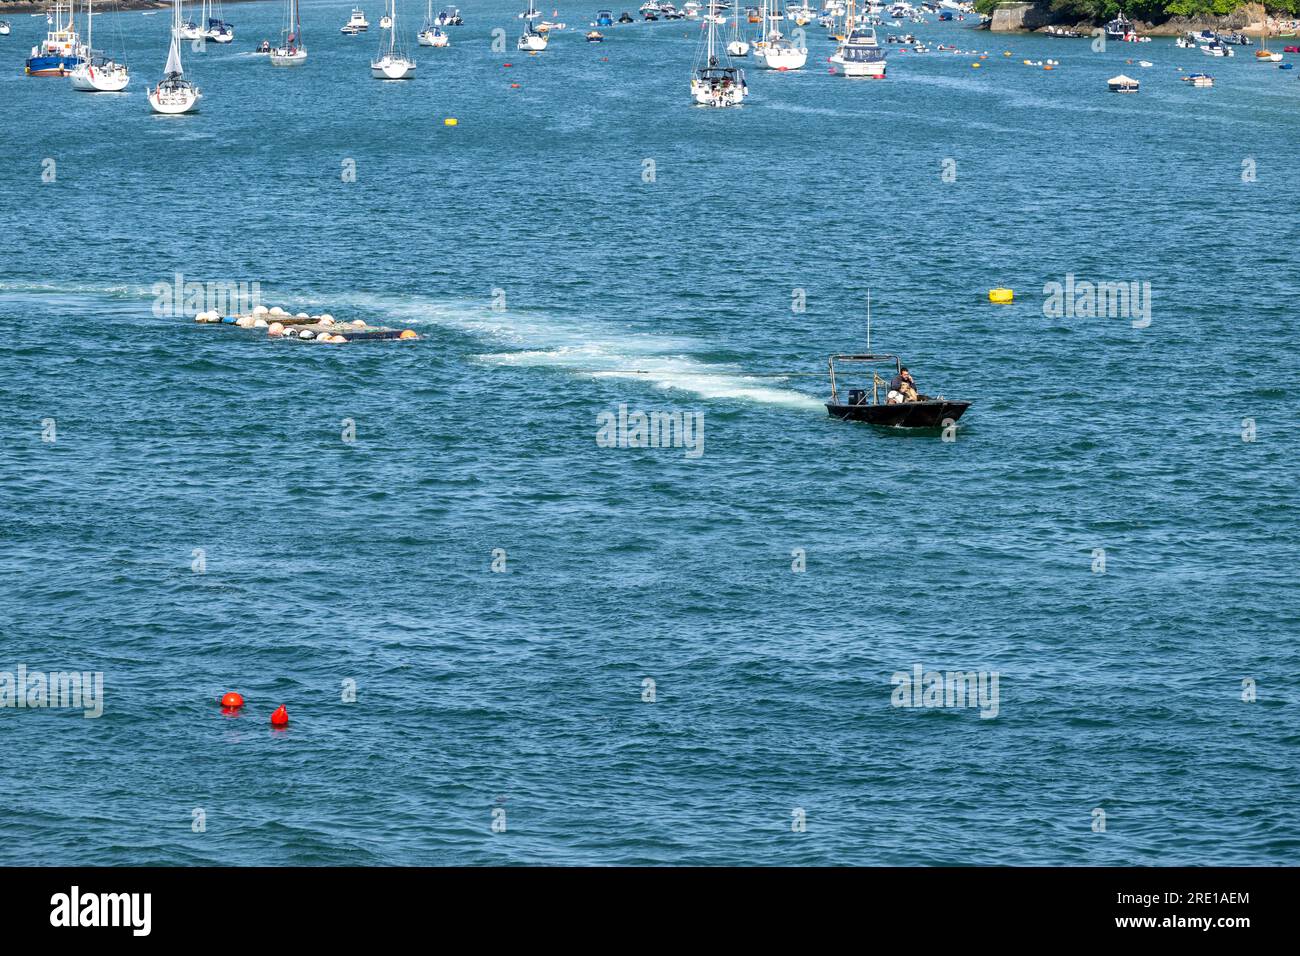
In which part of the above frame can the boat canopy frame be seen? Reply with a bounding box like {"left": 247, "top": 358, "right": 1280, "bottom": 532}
{"left": 827, "top": 353, "right": 903, "bottom": 405}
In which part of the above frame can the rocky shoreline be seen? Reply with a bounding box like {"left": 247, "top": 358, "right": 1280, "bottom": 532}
{"left": 0, "top": 0, "right": 262, "bottom": 14}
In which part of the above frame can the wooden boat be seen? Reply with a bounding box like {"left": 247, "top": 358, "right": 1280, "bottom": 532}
{"left": 824, "top": 353, "right": 970, "bottom": 428}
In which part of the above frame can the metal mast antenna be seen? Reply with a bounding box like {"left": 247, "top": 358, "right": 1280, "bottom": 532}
{"left": 866, "top": 289, "right": 872, "bottom": 352}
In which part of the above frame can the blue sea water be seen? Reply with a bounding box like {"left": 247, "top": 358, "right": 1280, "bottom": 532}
{"left": 2, "top": 3, "right": 1299, "bottom": 866}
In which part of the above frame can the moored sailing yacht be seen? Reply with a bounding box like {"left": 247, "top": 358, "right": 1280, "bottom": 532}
{"left": 726, "top": 0, "right": 749, "bottom": 54}
{"left": 691, "top": 5, "right": 747, "bottom": 106}
{"left": 751, "top": 0, "right": 806, "bottom": 69}
{"left": 179, "top": 1, "right": 205, "bottom": 41}
{"left": 1255, "top": 31, "right": 1282, "bottom": 61}
{"left": 70, "top": 0, "right": 130, "bottom": 91}
{"left": 25, "top": 0, "right": 84, "bottom": 76}
{"left": 148, "top": 0, "right": 202, "bottom": 113}
{"left": 419, "top": 0, "right": 451, "bottom": 44}
{"left": 518, "top": 7, "right": 549, "bottom": 50}
{"left": 205, "top": 0, "right": 234, "bottom": 43}
{"left": 371, "top": 0, "right": 417, "bottom": 77}
{"left": 269, "top": 0, "right": 306, "bottom": 64}
{"left": 830, "top": 0, "right": 885, "bottom": 76}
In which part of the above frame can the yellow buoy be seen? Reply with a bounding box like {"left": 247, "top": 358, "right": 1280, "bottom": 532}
{"left": 988, "top": 288, "right": 1014, "bottom": 303}
{"left": 971, "top": 62, "right": 980, "bottom": 68}
{"left": 444, "top": 118, "right": 458, "bottom": 126}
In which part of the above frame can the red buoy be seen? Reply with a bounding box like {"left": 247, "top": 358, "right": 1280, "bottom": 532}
{"left": 220, "top": 691, "right": 244, "bottom": 709}
{"left": 270, "top": 705, "right": 288, "bottom": 727}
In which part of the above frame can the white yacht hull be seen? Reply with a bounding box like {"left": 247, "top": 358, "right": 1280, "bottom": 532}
{"left": 70, "top": 63, "right": 131, "bottom": 91}
{"left": 726, "top": 40, "right": 749, "bottom": 56}
{"left": 832, "top": 57, "right": 885, "bottom": 77}
{"left": 418, "top": 30, "right": 450, "bottom": 46}
{"left": 518, "top": 34, "right": 548, "bottom": 50}
{"left": 148, "top": 84, "right": 201, "bottom": 114}
{"left": 269, "top": 48, "right": 307, "bottom": 65}
{"left": 753, "top": 46, "right": 807, "bottom": 69}
{"left": 206, "top": 32, "right": 233, "bottom": 44}
{"left": 371, "top": 55, "right": 416, "bottom": 78}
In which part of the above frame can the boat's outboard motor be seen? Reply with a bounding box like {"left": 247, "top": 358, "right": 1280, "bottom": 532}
{"left": 848, "top": 388, "right": 867, "bottom": 406}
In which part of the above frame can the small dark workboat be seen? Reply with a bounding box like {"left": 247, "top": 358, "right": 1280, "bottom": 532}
{"left": 825, "top": 353, "right": 970, "bottom": 428}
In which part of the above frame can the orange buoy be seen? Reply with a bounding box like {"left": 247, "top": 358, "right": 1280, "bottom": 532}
{"left": 270, "top": 705, "right": 288, "bottom": 727}
{"left": 221, "top": 691, "right": 244, "bottom": 709}
{"left": 503, "top": 62, "right": 512, "bottom": 67}
{"left": 399, "top": 329, "right": 418, "bottom": 340}
{"left": 510, "top": 82, "right": 520, "bottom": 88}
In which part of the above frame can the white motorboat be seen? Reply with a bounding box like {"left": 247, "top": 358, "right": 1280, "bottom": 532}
{"left": 830, "top": 4, "right": 885, "bottom": 77}
{"left": 1106, "top": 73, "right": 1138, "bottom": 93}
{"left": 343, "top": 8, "right": 370, "bottom": 31}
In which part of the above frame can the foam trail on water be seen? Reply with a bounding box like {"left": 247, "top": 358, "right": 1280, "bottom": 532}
{"left": 331, "top": 293, "right": 824, "bottom": 411}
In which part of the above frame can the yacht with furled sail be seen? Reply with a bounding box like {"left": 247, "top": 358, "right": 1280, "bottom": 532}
{"left": 691, "top": 4, "right": 747, "bottom": 106}
{"left": 25, "top": 0, "right": 85, "bottom": 76}
{"left": 726, "top": 0, "right": 749, "bottom": 55}
{"left": 751, "top": 0, "right": 806, "bottom": 69}
{"left": 830, "top": 0, "right": 884, "bottom": 76}
{"left": 179, "top": 1, "right": 205, "bottom": 41}
{"left": 205, "top": 1, "right": 235, "bottom": 44}
{"left": 371, "top": 0, "right": 416, "bottom": 77}
{"left": 269, "top": 0, "right": 306, "bottom": 64}
{"left": 518, "top": 8, "right": 549, "bottom": 50}
{"left": 148, "top": 0, "right": 202, "bottom": 113}
{"left": 419, "top": 0, "right": 451, "bottom": 44}
{"left": 70, "top": 0, "right": 130, "bottom": 91}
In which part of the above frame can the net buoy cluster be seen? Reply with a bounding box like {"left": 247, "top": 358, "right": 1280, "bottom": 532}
{"left": 193, "top": 305, "right": 418, "bottom": 344}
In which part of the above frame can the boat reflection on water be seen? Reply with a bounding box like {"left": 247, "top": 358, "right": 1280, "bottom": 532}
{"left": 824, "top": 353, "right": 970, "bottom": 428}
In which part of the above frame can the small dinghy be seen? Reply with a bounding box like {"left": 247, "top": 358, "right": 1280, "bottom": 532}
{"left": 586, "top": 29, "right": 604, "bottom": 40}
{"left": 824, "top": 354, "right": 970, "bottom": 428}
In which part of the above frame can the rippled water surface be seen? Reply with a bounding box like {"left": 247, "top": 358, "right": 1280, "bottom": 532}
{"left": 2, "top": 2, "right": 1298, "bottom": 865}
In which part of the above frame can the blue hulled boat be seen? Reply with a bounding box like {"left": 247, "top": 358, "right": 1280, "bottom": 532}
{"left": 26, "top": 1, "right": 85, "bottom": 76}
